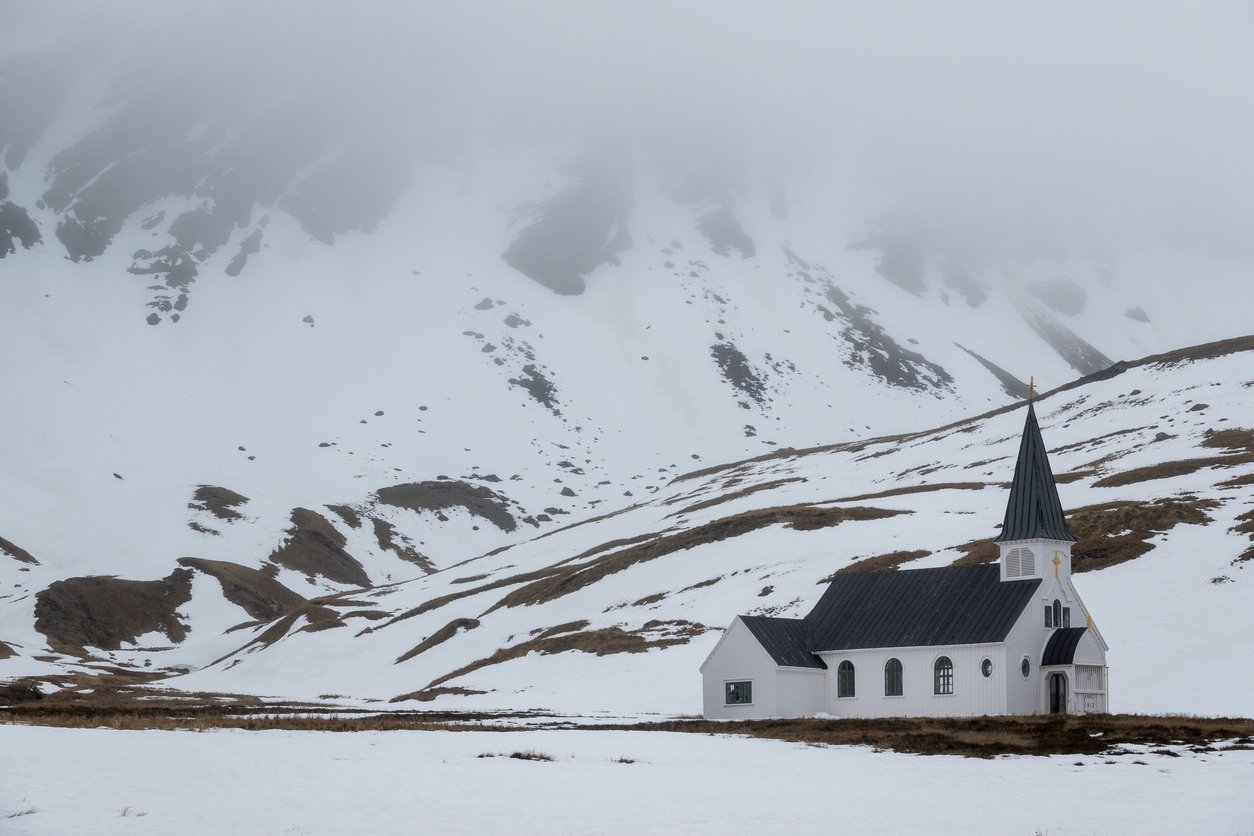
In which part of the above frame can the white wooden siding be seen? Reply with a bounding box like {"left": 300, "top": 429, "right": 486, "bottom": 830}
{"left": 775, "top": 668, "right": 827, "bottom": 717}
{"left": 700, "top": 618, "right": 823, "bottom": 719}
{"left": 817, "top": 643, "right": 1006, "bottom": 718}
{"left": 1003, "top": 575, "right": 1108, "bottom": 714}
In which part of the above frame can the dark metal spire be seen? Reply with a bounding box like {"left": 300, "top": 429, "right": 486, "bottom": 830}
{"left": 995, "top": 402, "right": 1076, "bottom": 543}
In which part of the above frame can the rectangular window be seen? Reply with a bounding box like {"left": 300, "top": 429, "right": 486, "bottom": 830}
{"left": 725, "top": 681, "right": 752, "bottom": 705}
{"left": 1063, "top": 607, "right": 1071, "bottom": 628}
{"left": 1044, "top": 605, "right": 1052, "bottom": 628}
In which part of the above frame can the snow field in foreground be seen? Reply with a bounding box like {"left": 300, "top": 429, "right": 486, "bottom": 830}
{"left": 3, "top": 726, "right": 1253, "bottom": 835}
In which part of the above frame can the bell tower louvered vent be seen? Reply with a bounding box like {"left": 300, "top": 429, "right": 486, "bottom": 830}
{"left": 1005, "top": 547, "right": 1035, "bottom": 578}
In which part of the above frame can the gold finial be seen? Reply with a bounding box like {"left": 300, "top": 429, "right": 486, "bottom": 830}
{"left": 1085, "top": 613, "right": 1093, "bottom": 630}
{"left": 1052, "top": 551, "right": 1061, "bottom": 579}
{"left": 1029, "top": 376, "right": 1035, "bottom": 403}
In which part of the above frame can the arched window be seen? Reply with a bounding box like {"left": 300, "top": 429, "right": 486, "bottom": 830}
{"left": 884, "top": 658, "right": 903, "bottom": 697}
{"left": 1053, "top": 599, "right": 1062, "bottom": 628}
{"left": 837, "top": 660, "right": 855, "bottom": 698}
{"left": 934, "top": 656, "right": 954, "bottom": 695}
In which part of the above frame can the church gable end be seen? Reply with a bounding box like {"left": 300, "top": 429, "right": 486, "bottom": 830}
{"left": 740, "top": 615, "right": 825, "bottom": 669}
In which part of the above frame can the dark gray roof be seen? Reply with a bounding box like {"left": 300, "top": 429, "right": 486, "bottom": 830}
{"left": 740, "top": 616, "right": 826, "bottom": 669}
{"left": 804, "top": 565, "right": 1041, "bottom": 652}
{"left": 1042, "top": 627, "right": 1088, "bottom": 665}
{"left": 996, "top": 403, "right": 1076, "bottom": 543}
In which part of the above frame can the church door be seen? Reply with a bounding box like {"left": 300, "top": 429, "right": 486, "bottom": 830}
{"left": 1049, "top": 673, "right": 1068, "bottom": 714}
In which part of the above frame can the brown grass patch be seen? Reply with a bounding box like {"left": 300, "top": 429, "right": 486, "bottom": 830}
{"left": 213, "top": 602, "right": 346, "bottom": 663}
{"left": 371, "top": 517, "right": 434, "bottom": 573}
{"left": 1201, "top": 427, "right": 1254, "bottom": 454}
{"left": 1093, "top": 452, "right": 1254, "bottom": 488}
{"left": 0, "top": 678, "right": 42, "bottom": 704}
{"left": 597, "top": 714, "right": 1254, "bottom": 758}
{"left": 451, "top": 574, "right": 489, "bottom": 584}
{"left": 1, "top": 681, "right": 531, "bottom": 730}
{"left": 949, "top": 539, "right": 999, "bottom": 566}
{"left": 268, "top": 508, "right": 371, "bottom": 587}
{"left": 33, "top": 569, "right": 194, "bottom": 654}
{"left": 381, "top": 505, "right": 902, "bottom": 627}
{"left": 417, "top": 621, "right": 706, "bottom": 692}
{"left": 396, "top": 686, "right": 489, "bottom": 702}
{"left": 567, "top": 531, "right": 673, "bottom": 563}
{"left": 1048, "top": 426, "right": 1154, "bottom": 455}
{"left": 824, "top": 550, "right": 932, "bottom": 579}
{"left": 535, "top": 620, "right": 590, "bottom": 638}
{"left": 1217, "top": 473, "right": 1254, "bottom": 489}
{"left": 396, "top": 618, "right": 481, "bottom": 664}
{"left": 1068, "top": 498, "right": 1221, "bottom": 572}
{"left": 669, "top": 477, "right": 805, "bottom": 517}
{"left": 831, "top": 482, "right": 986, "bottom": 503}
{"left": 376, "top": 480, "right": 517, "bottom": 532}
{"left": 325, "top": 504, "right": 363, "bottom": 529}
{"left": 176, "top": 558, "right": 304, "bottom": 621}
{"left": 8, "top": 684, "right": 1252, "bottom": 757}
{"left": 189, "top": 485, "right": 248, "bottom": 521}
{"left": 949, "top": 498, "right": 1221, "bottom": 572}
{"left": 0, "top": 535, "right": 38, "bottom": 565}
{"left": 489, "top": 505, "right": 906, "bottom": 610}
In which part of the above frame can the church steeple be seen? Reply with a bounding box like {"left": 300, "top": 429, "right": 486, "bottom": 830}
{"left": 996, "top": 402, "right": 1076, "bottom": 544}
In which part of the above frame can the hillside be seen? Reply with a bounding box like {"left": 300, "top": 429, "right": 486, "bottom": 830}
{"left": 3, "top": 335, "right": 1251, "bottom": 718}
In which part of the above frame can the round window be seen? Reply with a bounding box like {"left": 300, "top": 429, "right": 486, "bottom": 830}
{"left": 981, "top": 658, "right": 993, "bottom": 678}
{"left": 1021, "top": 657, "right": 1031, "bottom": 678}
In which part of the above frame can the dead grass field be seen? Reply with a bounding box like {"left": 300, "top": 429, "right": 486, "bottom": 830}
{"left": 597, "top": 714, "right": 1254, "bottom": 758}
{"left": 3, "top": 683, "right": 1251, "bottom": 758}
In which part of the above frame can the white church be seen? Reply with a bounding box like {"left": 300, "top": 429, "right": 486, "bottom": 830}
{"left": 700, "top": 402, "right": 1109, "bottom": 719}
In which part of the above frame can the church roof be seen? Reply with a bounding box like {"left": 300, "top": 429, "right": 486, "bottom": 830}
{"left": 740, "top": 615, "right": 826, "bottom": 669}
{"left": 1041, "top": 627, "right": 1089, "bottom": 665}
{"left": 995, "top": 403, "right": 1076, "bottom": 543}
{"left": 804, "top": 565, "right": 1041, "bottom": 652}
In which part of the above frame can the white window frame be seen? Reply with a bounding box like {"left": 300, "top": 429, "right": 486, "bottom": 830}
{"left": 724, "top": 679, "right": 754, "bottom": 706}
{"left": 837, "top": 660, "right": 856, "bottom": 699}
{"left": 883, "top": 658, "right": 904, "bottom": 698}
{"left": 933, "top": 655, "right": 954, "bottom": 696}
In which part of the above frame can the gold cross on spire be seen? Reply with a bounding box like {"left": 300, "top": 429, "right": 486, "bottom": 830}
{"left": 1052, "top": 551, "right": 1061, "bottom": 579}
{"left": 1029, "top": 376, "right": 1035, "bottom": 402}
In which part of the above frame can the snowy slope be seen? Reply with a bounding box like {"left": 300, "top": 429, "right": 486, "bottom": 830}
{"left": 5, "top": 336, "right": 1250, "bottom": 718}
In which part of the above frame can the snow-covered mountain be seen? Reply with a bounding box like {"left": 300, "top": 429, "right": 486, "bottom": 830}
{"left": 2, "top": 7, "right": 1253, "bottom": 718}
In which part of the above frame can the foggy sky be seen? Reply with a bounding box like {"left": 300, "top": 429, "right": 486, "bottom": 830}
{"left": 7, "top": 1, "right": 1254, "bottom": 261}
